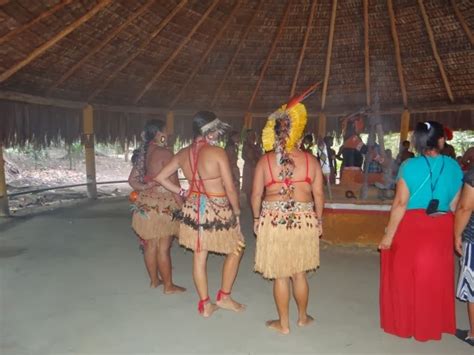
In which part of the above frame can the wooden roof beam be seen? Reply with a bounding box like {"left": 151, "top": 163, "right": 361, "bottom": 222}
{"left": 418, "top": 0, "right": 454, "bottom": 103}
{"left": 247, "top": 0, "right": 292, "bottom": 111}
{"left": 0, "top": 0, "right": 73, "bottom": 45}
{"left": 320, "top": 0, "right": 338, "bottom": 110}
{"left": 0, "top": 0, "right": 111, "bottom": 83}
{"left": 48, "top": 0, "right": 156, "bottom": 94}
{"left": 290, "top": 0, "right": 318, "bottom": 98}
{"left": 387, "top": 0, "right": 408, "bottom": 107}
{"left": 87, "top": 0, "right": 187, "bottom": 101}
{"left": 363, "top": 0, "right": 371, "bottom": 106}
{"left": 451, "top": 0, "right": 473, "bottom": 45}
{"left": 134, "top": 0, "right": 220, "bottom": 104}
{"left": 210, "top": 0, "right": 264, "bottom": 108}
{"left": 170, "top": 1, "right": 242, "bottom": 108}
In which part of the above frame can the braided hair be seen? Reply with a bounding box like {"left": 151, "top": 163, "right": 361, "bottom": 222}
{"left": 131, "top": 119, "right": 165, "bottom": 182}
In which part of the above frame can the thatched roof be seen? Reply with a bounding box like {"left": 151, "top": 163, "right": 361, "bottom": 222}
{"left": 0, "top": 0, "right": 473, "bottom": 145}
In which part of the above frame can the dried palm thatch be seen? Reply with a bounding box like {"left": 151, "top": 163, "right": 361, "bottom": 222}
{"left": 0, "top": 0, "right": 472, "bottom": 146}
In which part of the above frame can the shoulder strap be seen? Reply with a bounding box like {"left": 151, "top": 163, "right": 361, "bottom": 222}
{"left": 266, "top": 155, "right": 274, "bottom": 181}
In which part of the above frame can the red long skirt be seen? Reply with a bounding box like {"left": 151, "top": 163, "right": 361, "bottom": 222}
{"left": 380, "top": 210, "right": 456, "bottom": 341}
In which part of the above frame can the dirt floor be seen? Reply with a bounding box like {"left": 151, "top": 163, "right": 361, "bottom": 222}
{"left": 0, "top": 197, "right": 472, "bottom": 355}
{"left": 4, "top": 147, "right": 133, "bottom": 212}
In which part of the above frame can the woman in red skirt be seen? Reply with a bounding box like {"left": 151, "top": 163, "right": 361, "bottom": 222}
{"left": 379, "top": 121, "right": 463, "bottom": 341}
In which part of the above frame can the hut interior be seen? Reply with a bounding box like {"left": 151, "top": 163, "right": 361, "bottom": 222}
{"left": 0, "top": 0, "right": 473, "bottom": 242}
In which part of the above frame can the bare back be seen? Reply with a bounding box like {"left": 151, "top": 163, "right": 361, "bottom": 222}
{"left": 176, "top": 144, "right": 228, "bottom": 195}
{"left": 254, "top": 150, "right": 323, "bottom": 203}
{"left": 145, "top": 145, "right": 174, "bottom": 180}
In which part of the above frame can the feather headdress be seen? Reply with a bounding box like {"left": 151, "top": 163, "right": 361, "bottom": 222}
{"left": 200, "top": 118, "right": 231, "bottom": 136}
{"left": 262, "top": 82, "right": 321, "bottom": 153}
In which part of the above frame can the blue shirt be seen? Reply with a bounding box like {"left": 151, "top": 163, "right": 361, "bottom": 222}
{"left": 397, "top": 155, "right": 463, "bottom": 211}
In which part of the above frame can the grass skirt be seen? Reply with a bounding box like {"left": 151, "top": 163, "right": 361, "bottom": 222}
{"left": 175, "top": 193, "right": 244, "bottom": 254}
{"left": 131, "top": 186, "right": 179, "bottom": 240}
{"left": 255, "top": 200, "right": 321, "bottom": 279}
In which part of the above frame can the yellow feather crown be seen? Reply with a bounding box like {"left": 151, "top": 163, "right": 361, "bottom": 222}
{"left": 262, "top": 103, "right": 308, "bottom": 152}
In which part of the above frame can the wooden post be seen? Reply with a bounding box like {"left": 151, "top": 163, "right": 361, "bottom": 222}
{"left": 82, "top": 105, "right": 97, "bottom": 199}
{"left": 244, "top": 112, "right": 253, "bottom": 129}
{"left": 166, "top": 111, "right": 174, "bottom": 135}
{"left": 0, "top": 145, "right": 9, "bottom": 216}
{"left": 400, "top": 109, "right": 410, "bottom": 145}
{"left": 318, "top": 112, "right": 327, "bottom": 138}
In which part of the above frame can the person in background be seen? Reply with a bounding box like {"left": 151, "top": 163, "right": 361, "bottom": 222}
{"left": 225, "top": 131, "right": 241, "bottom": 191}
{"left": 454, "top": 167, "right": 474, "bottom": 347}
{"left": 128, "top": 119, "right": 185, "bottom": 294}
{"left": 461, "top": 147, "right": 474, "bottom": 170}
{"left": 396, "top": 140, "right": 414, "bottom": 165}
{"left": 323, "top": 136, "right": 337, "bottom": 183}
{"left": 156, "top": 111, "right": 245, "bottom": 317}
{"left": 252, "top": 99, "right": 324, "bottom": 335}
{"left": 300, "top": 133, "right": 315, "bottom": 154}
{"left": 242, "top": 129, "right": 261, "bottom": 203}
{"left": 379, "top": 121, "right": 463, "bottom": 341}
{"left": 441, "top": 127, "right": 456, "bottom": 159}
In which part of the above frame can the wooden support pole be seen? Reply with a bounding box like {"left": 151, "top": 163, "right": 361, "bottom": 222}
{"left": 418, "top": 0, "right": 454, "bottom": 103}
{"left": 0, "top": 145, "right": 9, "bottom": 216}
{"left": 400, "top": 109, "right": 410, "bottom": 144}
{"left": 318, "top": 112, "right": 327, "bottom": 138}
{"left": 0, "top": 0, "right": 73, "bottom": 45}
{"left": 363, "top": 0, "right": 371, "bottom": 106}
{"left": 170, "top": 1, "right": 241, "bottom": 108}
{"left": 451, "top": 0, "right": 473, "bottom": 45}
{"left": 290, "top": 0, "right": 318, "bottom": 97}
{"left": 0, "top": 0, "right": 111, "bottom": 83}
{"left": 166, "top": 111, "right": 174, "bottom": 135}
{"left": 134, "top": 0, "right": 220, "bottom": 104}
{"left": 247, "top": 0, "right": 292, "bottom": 111}
{"left": 244, "top": 112, "right": 253, "bottom": 129}
{"left": 321, "top": 0, "right": 338, "bottom": 110}
{"left": 88, "top": 0, "right": 187, "bottom": 101}
{"left": 82, "top": 105, "right": 97, "bottom": 199}
{"left": 387, "top": 0, "right": 408, "bottom": 107}
{"left": 48, "top": 0, "right": 155, "bottom": 93}
{"left": 210, "top": 0, "right": 264, "bottom": 108}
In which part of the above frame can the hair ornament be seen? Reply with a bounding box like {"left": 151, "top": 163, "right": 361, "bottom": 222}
{"left": 424, "top": 122, "right": 431, "bottom": 130}
{"left": 200, "top": 118, "right": 231, "bottom": 136}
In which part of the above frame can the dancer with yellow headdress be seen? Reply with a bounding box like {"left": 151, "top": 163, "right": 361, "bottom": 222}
{"left": 251, "top": 84, "right": 324, "bottom": 334}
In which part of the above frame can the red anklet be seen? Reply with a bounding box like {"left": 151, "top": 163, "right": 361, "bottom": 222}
{"left": 198, "top": 297, "right": 210, "bottom": 314}
{"left": 216, "top": 289, "right": 231, "bottom": 301}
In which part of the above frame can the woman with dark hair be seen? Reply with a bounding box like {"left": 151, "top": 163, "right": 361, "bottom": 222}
{"left": 128, "top": 119, "right": 185, "bottom": 294}
{"left": 252, "top": 97, "right": 324, "bottom": 335}
{"left": 379, "top": 121, "right": 463, "bottom": 341}
{"left": 156, "top": 111, "right": 245, "bottom": 317}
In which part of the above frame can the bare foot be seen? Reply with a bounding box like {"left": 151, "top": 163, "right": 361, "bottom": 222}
{"left": 201, "top": 302, "right": 219, "bottom": 318}
{"left": 297, "top": 314, "right": 314, "bottom": 327}
{"left": 163, "top": 284, "right": 186, "bottom": 294}
{"left": 266, "top": 320, "right": 290, "bottom": 335}
{"left": 216, "top": 296, "right": 246, "bottom": 312}
{"left": 150, "top": 278, "right": 163, "bottom": 288}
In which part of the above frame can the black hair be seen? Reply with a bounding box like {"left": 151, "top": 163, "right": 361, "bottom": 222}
{"left": 131, "top": 119, "right": 165, "bottom": 177}
{"left": 412, "top": 121, "right": 444, "bottom": 154}
{"left": 402, "top": 140, "right": 410, "bottom": 148}
{"left": 323, "top": 136, "right": 334, "bottom": 147}
{"left": 192, "top": 111, "right": 217, "bottom": 138}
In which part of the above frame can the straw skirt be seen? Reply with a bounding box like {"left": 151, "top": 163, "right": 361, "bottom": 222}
{"left": 176, "top": 193, "right": 244, "bottom": 254}
{"left": 255, "top": 200, "right": 321, "bottom": 279}
{"left": 131, "top": 186, "right": 179, "bottom": 240}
